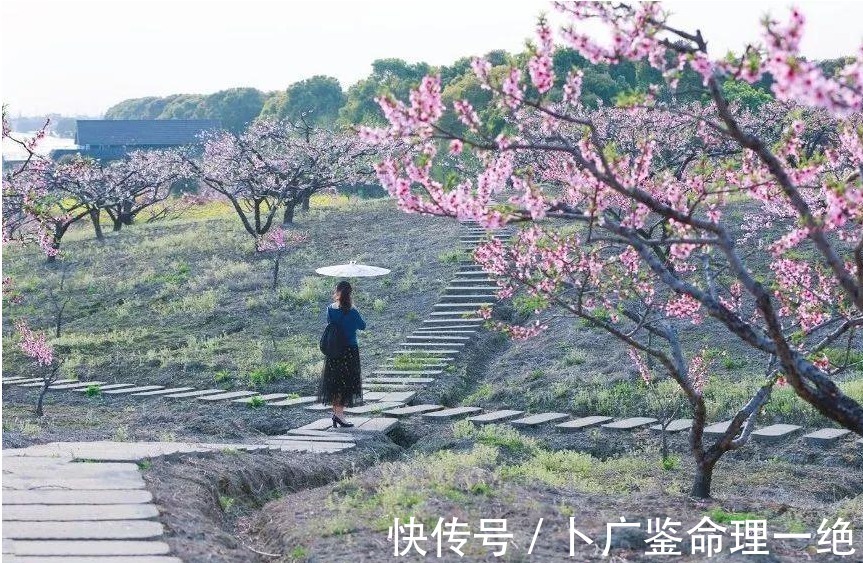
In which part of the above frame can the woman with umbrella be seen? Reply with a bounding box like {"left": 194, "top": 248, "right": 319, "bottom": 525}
{"left": 318, "top": 280, "right": 366, "bottom": 428}
{"left": 316, "top": 262, "right": 389, "bottom": 428}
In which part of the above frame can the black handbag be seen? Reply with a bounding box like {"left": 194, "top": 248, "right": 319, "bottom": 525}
{"left": 319, "top": 308, "right": 348, "bottom": 358}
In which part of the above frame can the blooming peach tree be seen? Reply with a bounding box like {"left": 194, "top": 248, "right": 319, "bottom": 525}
{"left": 3, "top": 111, "right": 67, "bottom": 415}
{"left": 256, "top": 227, "right": 310, "bottom": 290}
{"left": 186, "top": 119, "right": 378, "bottom": 243}
{"left": 361, "top": 3, "right": 863, "bottom": 497}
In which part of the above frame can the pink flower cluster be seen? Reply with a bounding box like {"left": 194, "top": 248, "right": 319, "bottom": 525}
{"left": 15, "top": 320, "right": 54, "bottom": 367}
{"left": 256, "top": 228, "right": 310, "bottom": 253}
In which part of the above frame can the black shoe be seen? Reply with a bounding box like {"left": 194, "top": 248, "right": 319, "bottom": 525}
{"left": 332, "top": 415, "right": 354, "bottom": 428}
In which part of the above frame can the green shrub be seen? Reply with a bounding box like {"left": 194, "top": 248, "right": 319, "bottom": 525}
{"left": 373, "top": 298, "right": 386, "bottom": 313}
{"left": 438, "top": 249, "right": 464, "bottom": 263}
{"left": 248, "top": 362, "right": 298, "bottom": 386}
{"left": 248, "top": 396, "right": 266, "bottom": 408}
{"left": 84, "top": 384, "right": 101, "bottom": 397}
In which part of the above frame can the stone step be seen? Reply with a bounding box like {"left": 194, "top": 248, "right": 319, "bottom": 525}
{"left": 395, "top": 347, "right": 460, "bottom": 354}
{"left": 365, "top": 383, "right": 426, "bottom": 392}
{"left": 371, "top": 369, "right": 442, "bottom": 376}
{"left": 162, "top": 389, "right": 226, "bottom": 399}
{"left": 5, "top": 441, "right": 269, "bottom": 462}
{"left": 366, "top": 377, "right": 436, "bottom": 384}
{"left": 8, "top": 556, "right": 182, "bottom": 563}
{"left": 751, "top": 423, "right": 803, "bottom": 443}
{"left": 298, "top": 416, "right": 395, "bottom": 434}
{"left": 103, "top": 385, "right": 165, "bottom": 395}
{"left": 3, "top": 504, "right": 159, "bottom": 521}
{"left": 406, "top": 335, "right": 472, "bottom": 342}
{"left": 556, "top": 415, "right": 615, "bottom": 432}
{"left": 3, "top": 476, "right": 145, "bottom": 491}
{"left": 197, "top": 390, "right": 259, "bottom": 402}
{"left": 266, "top": 395, "right": 317, "bottom": 407}
{"left": 1, "top": 377, "right": 43, "bottom": 385}
{"left": 467, "top": 410, "right": 525, "bottom": 425}
{"left": 601, "top": 417, "right": 658, "bottom": 431}
{"left": 381, "top": 404, "right": 445, "bottom": 417}
{"left": 382, "top": 362, "right": 452, "bottom": 368}
{"left": 649, "top": 419, "right": 693, "bottom": 433}
{"left": 377, "top": 391, "right": 417, "bottom": 403}
{"left": 344, "top": 401, "right": 405, "bottom": 415}
{"left": 422, "top": 406, "right": 484, "bottom": 420}
{"left": 2, "top": 520, "right": 164, "bottom": 540}
{"left": 802, "top": 428, "right": 852, "bottom": 446}
{"left": 285, "top": 429, "right": 351, "bottom": 438}
{"left": 304, "top": 403, "right": 336, "bottom": 411}
{"left": 2, "top": 490, "right": 154, "bottom": 505}
{"left": 268, "top": 440, "right": 355, "bottom": 453}
{"left": 74, "top": 383, "right": 137, "bottom": 393}
{"left": 422, "top": 317, "right": 484, "bottom": 323}
{"left": 444, "top": 286, "right": 499, "bottom": 293}
{"left": 5, "top": 540, "right": 172, "bottom": 556}
{"left": 437, "top": 294, "right": 496, "bottom": 302}
{"left": 510, "top": 412, "right": 570, "bottom": 427}
{"left": 703, "top": 420, "right": 733, "bottom": 437}
{"left": 266, "top": 434, "right": 356, "bottom": 444}
{"left": 130, "top": 387, "right": 195, "bottom": 397}
{"left": 49, "top": 381, "right": 108, "bottom": 391}
{"left": 404, "top": 339, "right": 469, "bottom": 347}
{"left": 427, "top": 312, "right": 480, "bottom": 318}
{"left": 412, "top": 329, "right": 478, "bottom": 334}
{"left": 4, "top": 462, "right": 141, "bottom": 479}
{"left": 354, "top": 417, "right": 400, "bottom": 433}
{"left": 17, "top": 378, "right": 80, "bottom": 388}
{"left": 434, "top": 302, "right": 490, "bottom": 308}
{"left": 287, "top": 421, "right": 344, "bottom": 434}
{"left": 233, "top": 393, "right": 292, "bottom": 404}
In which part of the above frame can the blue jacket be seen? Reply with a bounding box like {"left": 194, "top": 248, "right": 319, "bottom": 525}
{"left": 326, "top": 304, "right": 366, "bottom": 347}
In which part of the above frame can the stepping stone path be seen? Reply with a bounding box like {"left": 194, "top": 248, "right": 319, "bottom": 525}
{"left": 602, "top": 417, "right": 658, "bottom": 431}
{"left": 751, "top": 423, "right": 803, "bottom": 443}
{"left": 382, "top": 404, "right": 445, "bottom": 417}
{"left": 510, "top": 412, "right": 570, "bottom": 427}
{"left": 422, "top": 406, "right": 484, "bottom": 420}
{"left": 650, "top": 419, "right": 694, "bottom": 433}
{"left": 10, "top": 221, "right": 859, "bottom": 538}
{"left": 556, "top": 416, "right": 614, "bottom": 432}
{"left": 2, "top": 438, "right": 355, "bottom": 560}
{"left": 802, "top": 428, "right": 851, "bottom": 446}
{"left": 468, "top": 410, "right": 524, "bottom": 425}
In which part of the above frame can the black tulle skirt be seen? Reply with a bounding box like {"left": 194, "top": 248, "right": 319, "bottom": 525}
{"left": 317, "top": 345, "right": 363, "bottom": 407}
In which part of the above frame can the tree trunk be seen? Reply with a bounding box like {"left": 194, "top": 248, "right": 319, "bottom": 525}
{"left": 282, "top": 202, "right": 296, "bottom": 226}
{"left": 35, "top": 379, "right": 49, "bottom": 417}
{"left": 121, "top": 200, "right": 134, "bottom": 225}
{"left": 272, "top": 257, "right": 280, "bottom": 290}
{"left": 90, "top": 209, "right": 104, "bottom": 240}
{"left": 301, "top": 194, "right": 310, "bottom": 212}
{"left": 691, "top": 458, "right": 716, "bottom": 498}
{"left": 46, "top": 224, "right": 66, "bottom": 263}
{"left": 55, "top": 305, "right": 65, "bottom": 338}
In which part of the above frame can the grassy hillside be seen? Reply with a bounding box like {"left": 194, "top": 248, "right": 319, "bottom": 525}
{"left": 3, "top": 195, "right": 464, "bottom": 393}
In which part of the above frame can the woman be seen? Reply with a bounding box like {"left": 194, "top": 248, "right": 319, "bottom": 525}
{"left": 318, "top": 280, "right": 366, "bottom": 428}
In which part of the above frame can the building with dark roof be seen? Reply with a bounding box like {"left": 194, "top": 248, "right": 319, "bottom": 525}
{"left": 50, "top": 119, "right": 221, "bottom": 161}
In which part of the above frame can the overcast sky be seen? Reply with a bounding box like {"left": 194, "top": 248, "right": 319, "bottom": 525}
{"left": 2, "top": 0, "right": 862, "bottom": 117}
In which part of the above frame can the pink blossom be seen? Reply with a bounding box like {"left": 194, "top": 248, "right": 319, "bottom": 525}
{"left": 15, "top": 320, "right": 53, "bottom": 367}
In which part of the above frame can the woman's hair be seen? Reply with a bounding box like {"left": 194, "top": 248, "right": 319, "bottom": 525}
{"left": 335, "top": 280, "right": 352, "bottom": 311}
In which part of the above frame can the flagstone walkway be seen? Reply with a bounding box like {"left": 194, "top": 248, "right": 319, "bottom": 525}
{"left": 3, "top": 222, "right": 861, "bottom": 562}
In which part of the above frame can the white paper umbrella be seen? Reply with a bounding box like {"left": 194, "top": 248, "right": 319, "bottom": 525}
{"left": 315, "top": 261, "right": 391, "bottom": 278}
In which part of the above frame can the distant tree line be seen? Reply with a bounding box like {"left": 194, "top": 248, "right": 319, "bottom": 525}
{"left": 99, "top": 48, "right": 823, "bottom": 133}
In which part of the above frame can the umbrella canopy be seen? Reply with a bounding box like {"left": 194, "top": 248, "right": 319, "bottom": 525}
{"left": 315, "top": 261, "right": 391, "bottom": 278}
